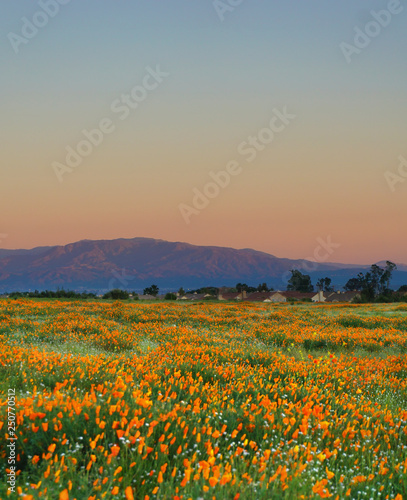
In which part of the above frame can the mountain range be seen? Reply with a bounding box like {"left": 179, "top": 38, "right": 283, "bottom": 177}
{"left": 0, "top": 237, "right": 406, "bottom": 293}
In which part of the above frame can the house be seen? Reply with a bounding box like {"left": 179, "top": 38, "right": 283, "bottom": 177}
{"left": 311, "top": 290, "right": 326, "bottom": 302}
{"left": 324, "top": 291, "right": 361, "bottom": 303}
{"left": 137, "top": 294, "right": 157, "bottom": 300}
{"left": 268, "top": 292, "right": 287, "bottom": 303}
{"left": 268, "top": 290, "right": 360, "bottom": 303}
{"left": 246, "top": 291, "right": 276, "bottom": 302}
{"left": 178, "top": 293, "right": 213, "bottom": 301}
{"left": 218, "top": 291, "right": 246, "bottom": 301}
{"left": 264, "top": 290, "right": 360, "bottom": 303}
{"left": 268, "top": 291, "right": 317, "bottom": 302}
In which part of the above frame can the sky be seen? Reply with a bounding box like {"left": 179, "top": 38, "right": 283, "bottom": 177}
{"left": 1, "top": 0, "right": 406, "bottom": 264}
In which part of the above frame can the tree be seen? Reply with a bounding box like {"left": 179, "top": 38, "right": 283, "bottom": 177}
{"left": 257, "top": 283, "right": 269, "bottom": 292}
{"left": 347, "top": 262, "right": 397, "bottom": 301}
{"left": 344, "top": 277, "right": 364, "bottom": 291}
{"left": 287, "top": 270, "right": 314, "bottom": 293}
{"left": 189, "top": 287, "right": 219, "bottom": 296}
{"left": 316, "top": 277, "right": 333, "bottom": 292}
{"left": 103, "top": 289, "right": 129, "bottom": 300}
{"left": 235, "top": 283, "right": 257, "bottom": 293}
{"left": 178, "top": 287, "right": 185, "bottom": 297}
{"left": 165, "top": 293, "right": 177, "bottom": 300}
{"left": 364, "top": 262, "right": 396, "bottom": 297}
{"left": 398, "top": 285, "right": 407, "bottom": 293}
{"left": 381, "top": 261, "right": 397, "bottom": 291}
{"left": 143, "top": 285, "right": 159, "bottom": 297}
{"left": 20, "top": 289, "right": 97, "bottom": 299}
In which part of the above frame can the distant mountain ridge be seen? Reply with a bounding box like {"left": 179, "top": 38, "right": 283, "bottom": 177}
{"left": 0, "top": 237, "right": 405, "bottom": 292}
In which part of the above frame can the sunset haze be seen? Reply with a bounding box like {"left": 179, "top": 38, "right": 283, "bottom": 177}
{"left": 1, "top": 1, "right": 406, "bottom": 264}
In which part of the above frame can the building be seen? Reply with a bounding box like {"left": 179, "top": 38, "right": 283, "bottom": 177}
{"left": 217, "top": 291, "right": 246, "bottom": 301}
{"left": 323, "top": 291, "right": 361, "bottom": 303}
{"left": 178, "top": 293, "right": 214, "bottom": 301}
{"left": 245, "top": 291, "right": 276, "bottom": 302}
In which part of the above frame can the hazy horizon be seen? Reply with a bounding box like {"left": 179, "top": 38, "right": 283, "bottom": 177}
{"left": 1, "top": 1, "right": 406, "bottom": 265}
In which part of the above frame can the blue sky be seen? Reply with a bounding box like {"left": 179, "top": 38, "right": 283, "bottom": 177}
{"left": 1, "top": 1, "right": 406, "bottom": 263}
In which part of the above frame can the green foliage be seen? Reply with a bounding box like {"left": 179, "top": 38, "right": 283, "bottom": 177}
{"left": 257, "top": 282, "right": 271, "bottom": 292}
{"left": 287, "top": 270, "right": 314, "bottom": 292}
{"left": 102, "top": 289, "right": 129, "bottom": 300}
{"left": 189, "top": 286, "right": 219, "bottom": 296}
{"left": 344, "top": 277, "right": 364, "bottom": 292}
{"left": 165, "top": 293, "right": 177, "bottom": 300}
{"left": 352, "top": 262, "right": 397, "bottom": 301}
{"left": 235, "top": 283, "right": 257, "bottom": 293}
{"left": 316, "top": 277, "right": 333, "bottom": 292}
{"left": 143, "top": 284, "right": 159, "bottom": 297}
{"left": 1, "top": 301, "right": 407, "bottom": 498}
{"left": 8, "top": 289, "right": 97, "bottom": 299}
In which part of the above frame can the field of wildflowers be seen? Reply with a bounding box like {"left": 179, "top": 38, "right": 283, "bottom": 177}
{"left": 0, "top": 299, "right": 406, "bottom": 499}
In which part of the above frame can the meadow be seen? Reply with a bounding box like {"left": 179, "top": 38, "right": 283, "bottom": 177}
{"left": 0, "top": 299, "right": 406, "bottom": 499}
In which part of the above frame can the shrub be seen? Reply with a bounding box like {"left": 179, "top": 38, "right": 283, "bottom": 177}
{"left": 102, "top": 289, "right": 129, "bottom": 300}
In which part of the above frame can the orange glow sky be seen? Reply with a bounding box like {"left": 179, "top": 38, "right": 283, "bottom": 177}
{"left": 1, "top": 1, "right": 406, "bottom": 264}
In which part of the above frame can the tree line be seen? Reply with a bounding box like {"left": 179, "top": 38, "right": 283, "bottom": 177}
{"left": 286, "top": 261, "right": 407, "bottom": 302}
{"left": 8, "top": 289, "right": 97, "bottom": 299}
{"left": 5, "top": 261, "right": 406, "bottom": 303}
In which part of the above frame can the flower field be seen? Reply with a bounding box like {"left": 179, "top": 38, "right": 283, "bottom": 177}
{"left": 0, "top": 299, "right": 406, "bottom": 499}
